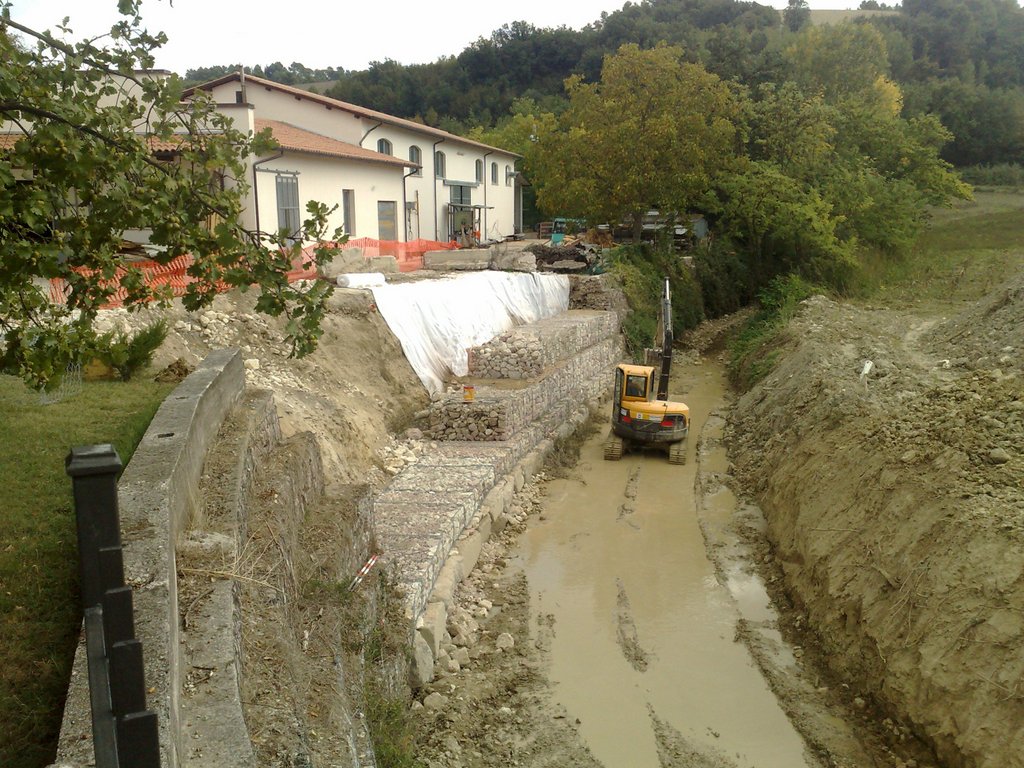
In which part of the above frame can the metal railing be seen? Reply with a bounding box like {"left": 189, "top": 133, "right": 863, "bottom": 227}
{"left": 66, "top": 444, "right": 160, "bottom": 768}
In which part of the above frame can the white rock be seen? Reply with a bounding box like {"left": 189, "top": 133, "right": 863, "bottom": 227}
{"left": 495, "top": 632, "right": 515, "bottom": 651}
{"left": 244, "top": 358, "right": 261, "bottom": 371}
{"left": 423, "top": 692, "right": 447, "bottom": 711}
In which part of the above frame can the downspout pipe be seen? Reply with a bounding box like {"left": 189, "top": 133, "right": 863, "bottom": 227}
{"left": 432, "top": 138, "right": 445, "bottom": 241}
{"left": 360, "top": 120, "right": 384, "bottom": 148}
{"left": 252, "top": 149, "right": 284, "bottom": 235}
{"left": 482, "top": 150, "right": 493, "bottom": 241}
{"left": 401, "top": 164, "right": 419, "bottom": 242}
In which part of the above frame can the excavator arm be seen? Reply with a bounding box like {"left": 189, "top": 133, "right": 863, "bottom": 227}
{"left": 656, "top": 276, "right": 672, "bottom": 401}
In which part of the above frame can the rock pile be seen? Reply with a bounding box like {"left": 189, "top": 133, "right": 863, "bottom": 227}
{"left": 468, "top": 332, "right": 546, "bottom": 379}
{"left": 428, "top": 335, "right": 619, "bottom": 442}
{"left": 569, "top": 274, "right": 630, "bottom": 314}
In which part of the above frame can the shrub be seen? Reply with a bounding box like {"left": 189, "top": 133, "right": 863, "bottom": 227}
{"left": 94, "top": 320, "right": 168, "bottom": 381}
{"left": 692, "top": 239, "right": 753, "bottom": 318}
{"left": 728, "top": 274, "right": 819, "bottom": 390}
{"left": 958, "top": 163, "right": 1024, "bottom": 188}
{"left": 608, "top": 243, "right": 705, "bottom": 360}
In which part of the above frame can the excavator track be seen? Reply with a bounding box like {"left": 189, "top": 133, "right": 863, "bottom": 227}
{"left": 603, "top": 434, "right": 624, "bottom": 461}
{"left": 668, "top": 439, "right": 687, "bottom": 465}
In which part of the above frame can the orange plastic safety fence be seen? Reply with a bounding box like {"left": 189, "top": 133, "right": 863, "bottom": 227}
{"left": 48, "top": 238, "right": 460, "bottom": 307}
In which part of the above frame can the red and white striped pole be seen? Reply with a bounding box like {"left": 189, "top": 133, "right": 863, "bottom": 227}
{"left": 348, "top": 553, "right": 379, "bottom": 591}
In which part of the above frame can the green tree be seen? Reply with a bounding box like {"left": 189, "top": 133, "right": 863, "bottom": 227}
{"left": 0, "top": 2, "right": 342, "bottom": 389}
{"left": 706, "top": 160, "right": 857, "bottom": 288}
{"left": 534, "top": 44, "right": 742, "bottom": 240}
{"left": 784, "top": 0, "right": 811, "bottom": 33}
{"left": 748, "top": 82, "right": 836, "bottom": 179}
{"left": 785, "top": 22, "right": 897, "bottom": 108}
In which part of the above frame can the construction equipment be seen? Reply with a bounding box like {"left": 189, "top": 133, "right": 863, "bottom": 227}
{"left": 604, "top": 277, "right": 690, "bottom": 464}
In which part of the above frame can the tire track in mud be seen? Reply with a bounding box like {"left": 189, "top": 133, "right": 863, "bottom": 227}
{"left": 616, "top": 578, "right": 650, "bottom": 672}
{"left": 648, "top": 706, "right": 736, "bottom": 768}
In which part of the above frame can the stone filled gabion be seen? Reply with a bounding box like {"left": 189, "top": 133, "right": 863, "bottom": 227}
{"left": 428, "top": 336, "right": 620, "bottom": 441}
{"left": 428, "top": 400, "right": 507, "bottom": 441}
{"left": 468, "top": 311, "right": 618, "bottom": 380}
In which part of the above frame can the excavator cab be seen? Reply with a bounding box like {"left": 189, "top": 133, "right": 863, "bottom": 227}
{"left": 604, "top": 277, "right": 690, "bottom": 464}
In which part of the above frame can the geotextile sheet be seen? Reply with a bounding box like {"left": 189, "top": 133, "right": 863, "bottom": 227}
{"left": 371, "top": 272, "right": 569, "bottom": 394}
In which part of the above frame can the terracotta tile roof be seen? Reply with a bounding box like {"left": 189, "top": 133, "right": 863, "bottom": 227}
{"left": 1, "top": 131, "right": 185, "bottom": 153}
{"left": 0, "top": 133, "right": 24, "bottom": 149}
{"left": 254, "top": 119, "right": 414, "bottom": 168}
{"left": 148, "top": 136, "right": 186, "bottom": 152}
{"left": 184, "top": 73, "right": 521, "bottom": 158}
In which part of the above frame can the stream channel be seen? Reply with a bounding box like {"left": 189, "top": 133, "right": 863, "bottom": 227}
{"left": 512, "top": 360, "right": 817, "bottom": 768}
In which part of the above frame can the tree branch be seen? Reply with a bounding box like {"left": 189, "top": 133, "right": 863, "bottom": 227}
{"left": 1, "top": 16, "right": 148, "bottom": 92}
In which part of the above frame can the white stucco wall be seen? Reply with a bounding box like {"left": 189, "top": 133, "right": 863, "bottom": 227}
{"left": 362, "top": 124, "right": 519, "bottom": 241}
{"left": 206, "top": 82, "right": 363, "bottom": 144}
{"left": 253, "top": 152, "right": 406, "bottom": 244}
{"left": 202, "top": 78, "right": 520, "bottom": 244}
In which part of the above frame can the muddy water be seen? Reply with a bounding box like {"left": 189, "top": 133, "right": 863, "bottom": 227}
{"left": 515, "top": 362, "right": 814, "bottom": 768}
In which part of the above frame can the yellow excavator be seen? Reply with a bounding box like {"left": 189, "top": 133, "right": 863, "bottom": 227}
{"left": 603, "top": 277, "right": 690, "bottom": 464}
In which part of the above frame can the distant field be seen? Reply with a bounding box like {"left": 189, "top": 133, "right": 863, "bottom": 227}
{"left": 859, "top": 188, "right": 1024, "bottom": 309}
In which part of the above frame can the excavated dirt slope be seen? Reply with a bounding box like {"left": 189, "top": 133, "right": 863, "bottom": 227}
{"left": 729, "top": 276, "right": 1024, "bottom": 768}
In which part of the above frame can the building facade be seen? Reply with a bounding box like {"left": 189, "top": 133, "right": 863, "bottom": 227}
{"left": 187, "top": 73, "right": 521, "bottom": 245}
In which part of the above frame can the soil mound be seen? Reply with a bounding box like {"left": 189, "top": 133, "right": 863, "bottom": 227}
{"left": 729, "top": 284, "right": 1024, "bottom": 768}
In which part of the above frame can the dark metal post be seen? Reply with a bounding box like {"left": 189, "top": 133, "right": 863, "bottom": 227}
{"left": 67, "top": 444, "right": 160, "bottom": 768}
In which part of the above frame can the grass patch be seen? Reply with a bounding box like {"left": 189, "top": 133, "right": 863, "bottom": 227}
{"left": 0, "top": 376, "right": 173, "bottom": 768}
{"left": 858, "top": 193, "right": 1024, "bottom": 309}
{"left": 363, "top": 571, "right": 420, "bottom": 768}
{"left": 728, "top": 275, "right": 818, "bottom": 391}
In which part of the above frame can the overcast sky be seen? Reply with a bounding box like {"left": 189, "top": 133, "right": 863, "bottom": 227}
{"left": 8, "top": 0, "right": 897, "bottom": 75}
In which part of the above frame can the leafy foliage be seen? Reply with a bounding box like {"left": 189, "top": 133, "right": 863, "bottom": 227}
{"left": 534, "top": 44, "right": 742, "bottom": 240}
{"left": 608, "top": 242, "right": 704, "bottom": 361}
{"left": 0, "top": 2, "right": 343, "bottom": 389}
{"left": 692, "top": 239, "right": 754, "bottom": 317}
{"left": 728, "top": 274, "right": 817, "bottom": 389}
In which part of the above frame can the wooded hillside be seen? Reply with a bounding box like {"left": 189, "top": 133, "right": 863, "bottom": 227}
{"left": 186, "top": 0, "right": 1024, "bottom": 170}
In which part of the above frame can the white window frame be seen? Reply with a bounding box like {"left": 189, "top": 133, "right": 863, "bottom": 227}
{"left": 275, "top": 174, "right": 300, "bottom": 241}
{"left": 342, "top": 188, "right": 356, "bottom": 236}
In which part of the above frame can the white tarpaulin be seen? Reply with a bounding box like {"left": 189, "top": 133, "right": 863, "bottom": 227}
{"left": 371, "top": 272, "right": 570, "bottom": 393}
{"left": 336, "top": 272, "right": 387, "bottom": 288}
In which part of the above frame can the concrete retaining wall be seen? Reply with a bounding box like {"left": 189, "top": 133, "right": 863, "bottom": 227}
{"left": 54, "top": 349, "right": 246, "bottom": 768}
{"left": 176, "top": 389, "right": 284, "bottom": 768}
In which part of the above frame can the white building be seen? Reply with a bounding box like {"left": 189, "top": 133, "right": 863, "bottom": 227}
{"left": 185, "top": 73, "right": 522, "bottom": 245}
